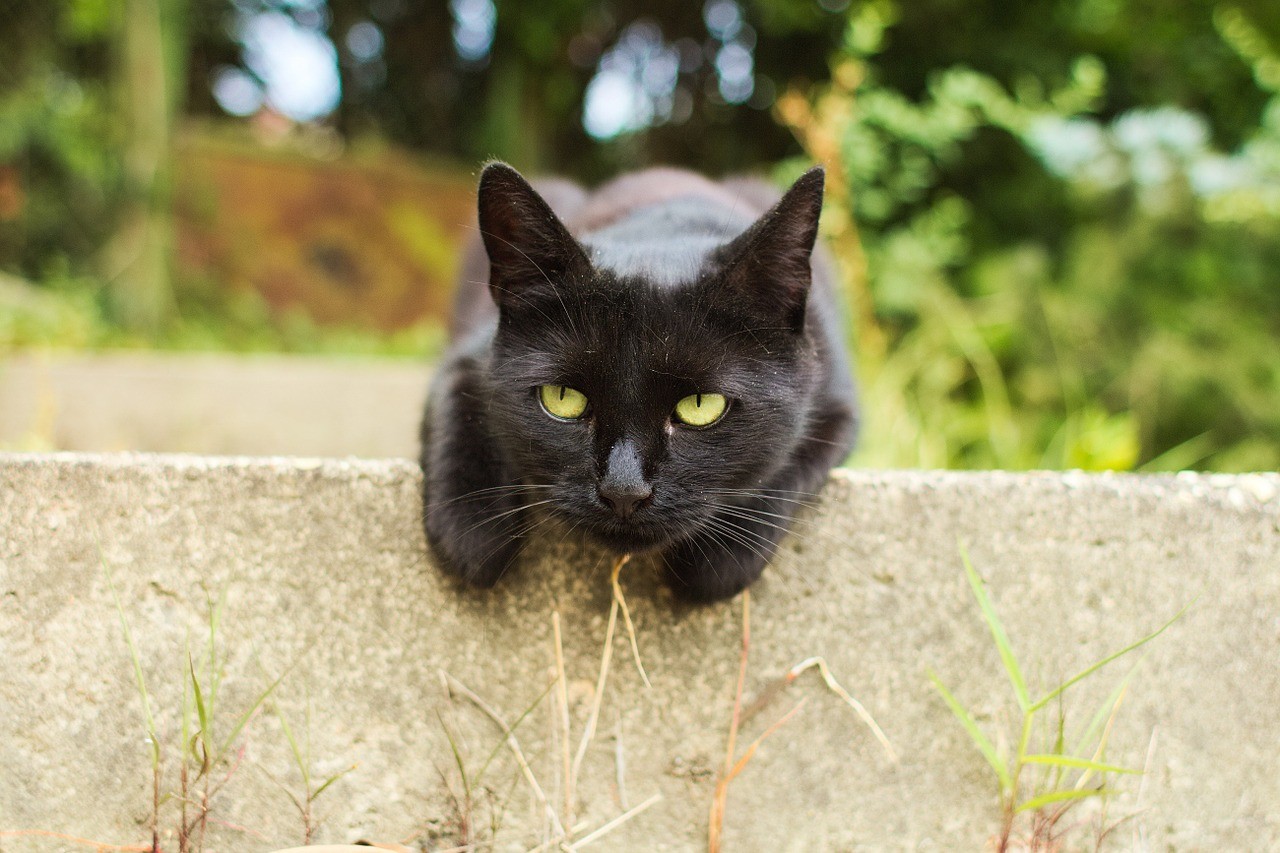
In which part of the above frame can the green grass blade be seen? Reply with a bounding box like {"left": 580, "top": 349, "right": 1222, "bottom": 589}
{"left": 1016, "top": 787, "right": 1111, "bottom": 814}
{"left": 205, "top": 587, "right": 227, "bottom": 725}
{"left": 927, "top": 669, "right": 1012, "bottom": 793}
{"left": 182, "top": 634, "right": 193, "bottom": 764}
{"left": 1022, "top": 754, "right": 1140, "bottom": 774}
{"left": 187, "top": 649, "right": 212, "bottom": 771}
{"left": 960, "top": 546, "right": 1029, "bottom": 712}
{"left": 215, "top": 653, "right": 300, "bottom": 759}
{"left": 100, "top": 542, "right": 159, "bottom": 767}
{"left": 188, "top": 649, "right": 209, "bottom": 741}
{"left": 1047, "top": 708, "right": 1066, "bottom": 791}
{"left": 437, "top": 710, "right": 470, "bottom": 797}
{"left": 1069, "top": 655, "right": 1145, "bottom": 759}
{"left": 272, "top": 700, "right": 309, "bottom": 790}
{"left": 311, "top": 764, "right": 356, "bottom": 800}
{"left": 259, "top": 763, "right": 307, "bottom": 813}
{"left": 476, "top": 677, "right": 557, "bottom": 784}
{"left": 304, "top": 681, "right": 313, "bottom": 778}
{"left": 1030, "top": 600, "right": 1193, "bottom": 712}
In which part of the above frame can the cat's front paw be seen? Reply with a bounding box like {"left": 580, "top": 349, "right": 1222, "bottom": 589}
{"left": 424, "top": 505, "right": 527, "bottom": 588}
{"left": 660, "top": 533, "right": 771, "bottom": 603}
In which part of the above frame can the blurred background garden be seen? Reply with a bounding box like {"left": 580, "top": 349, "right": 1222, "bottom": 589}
{"left": 2, "top": 0, "right": 1278, "bottom": 470}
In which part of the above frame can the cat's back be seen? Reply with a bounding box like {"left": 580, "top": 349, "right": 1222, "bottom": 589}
{"left": 565, "top": 168, "right": 772, "bottom": 233}
{"left": 566, "top": 168, "right": 782, "bottom": 288}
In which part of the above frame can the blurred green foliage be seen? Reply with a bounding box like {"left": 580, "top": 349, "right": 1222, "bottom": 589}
{"left": 0, "top": 0, "right": 124, "bottom": 284}
{"left": 780, "top": 1, "right": 1280, "bottom": 471}
{"left": 1, "top": 0, "right": 1278, "bottom": 470}
{"left": 0, "top": 269, "right": 442, "bottom": 356}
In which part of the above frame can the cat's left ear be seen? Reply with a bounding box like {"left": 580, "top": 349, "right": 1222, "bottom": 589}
{"left": 477, "top": 162, "right": 589, "bottom": 312}
{"left": 714, "top": 167, "right": 824, "bottom": 333}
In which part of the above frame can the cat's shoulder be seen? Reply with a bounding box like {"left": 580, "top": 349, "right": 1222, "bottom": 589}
{"left": 565, "top": 167, "right": 776, "bottom": 235}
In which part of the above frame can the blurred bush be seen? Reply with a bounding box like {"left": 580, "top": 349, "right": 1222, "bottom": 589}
{"left": 2, "top": 0, "right": 1278, "bottom": 470}
{"left": 779, "top": 1, "right": 1280, "bottom": 471}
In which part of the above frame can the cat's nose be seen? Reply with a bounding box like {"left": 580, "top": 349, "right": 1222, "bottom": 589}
{"left": 598, "top": 438, "right": 652, "bottom": 519}
{"left": 598, "top": 482, "right": 653, "bottom": 519}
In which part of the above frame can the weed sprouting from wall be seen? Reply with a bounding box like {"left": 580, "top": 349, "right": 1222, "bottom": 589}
{"left": 929, "top": 547, "right": 1190, "bottom": 850}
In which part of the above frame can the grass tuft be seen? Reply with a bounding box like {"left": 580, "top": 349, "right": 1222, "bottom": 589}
{"left": 931, "top": 547, "right": 1190, "bottom": 849}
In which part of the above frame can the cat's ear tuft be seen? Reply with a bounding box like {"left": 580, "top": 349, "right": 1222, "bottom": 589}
{"left": 477, "top": 161, "right": 588, "bottom": 310}
{"left": 715, "top": 166, "right": 825, "bottom": 332}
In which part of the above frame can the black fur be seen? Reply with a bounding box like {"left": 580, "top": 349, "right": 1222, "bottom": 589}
{"left": 420, "top": 163, "right": 857, "bottom": 602}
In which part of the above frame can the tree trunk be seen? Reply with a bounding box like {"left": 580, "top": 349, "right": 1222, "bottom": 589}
{"left": 105, "top": 0, "right": 184, "bottom": 332}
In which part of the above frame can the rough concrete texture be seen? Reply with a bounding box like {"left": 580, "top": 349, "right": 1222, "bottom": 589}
{"left": 1, "top": 453, "right": 1278, "bottom": 851}
{"left": 0, "top": 353, "right": 427, "bottom": 457}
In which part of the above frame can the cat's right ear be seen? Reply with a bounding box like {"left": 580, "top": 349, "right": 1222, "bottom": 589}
{"left": 477, "top": 162, "right": 588, "bottom": 311}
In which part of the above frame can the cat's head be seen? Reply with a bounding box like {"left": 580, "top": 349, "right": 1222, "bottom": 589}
{"left": 476, "top": 162, "right": 826, "bottom": 553}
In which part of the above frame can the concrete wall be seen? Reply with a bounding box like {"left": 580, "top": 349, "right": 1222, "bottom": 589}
{"left": 1, "top": 453, "right": 1277, "bottom": 851}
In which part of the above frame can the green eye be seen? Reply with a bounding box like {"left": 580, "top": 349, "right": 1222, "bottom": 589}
{"left": 539, "top": 384, "right": 589, "bottom": 420}
{"left": 673, "top": 393, "right": 728, "bottom": 428}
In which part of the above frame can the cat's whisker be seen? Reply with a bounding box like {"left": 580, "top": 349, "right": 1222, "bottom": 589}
{"left": 706, "top": 513, "right": 782, "bottom": 552}
{"left": 700, "top": 493, "right": 820, "bottom": 508}
{"left": 452, "top": 498, "right": 558, "bottom": 542}
{"left": 426, "top": 483, "right": 555, "bottom": 511}
{"left": 797, "top": 433, "right": 853, "bottom": 449}
{"left": 708, "top": 501, "right": 869, "bottom": 554}
{"left": 474, "top": 518, "right": 556, "bottom": 581}
{"left": 707, "top": 506, "right": 877, "bottom": 589}
{"left": 705, "top": 508, "right": 799, "bottom": 539}
{"left": 701, "top": 500, "right": 820, "bottom": 530}
{"left": 699, "top": 517, "right": 775, "bottom": 567}
{"left": 700, "top": 531, "right": 770, "bottom": 575}
{"left": 465, "top": 504, "right": 565, "bottom": 583}
{"left": 700, "top": 489, "right": 821, "bottom": 509}
{"left": 669, "top": 530, "right": 723, "bottom": 586}
{"left": 702, "top": 508, "right": 845, "bottom": 600}
{"left": 701, "top": 484, "right": 823, "bottom": 497}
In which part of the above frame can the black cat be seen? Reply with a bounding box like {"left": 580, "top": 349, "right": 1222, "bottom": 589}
{"left": 419, "top": 162, "right": 857, "bottom": 602}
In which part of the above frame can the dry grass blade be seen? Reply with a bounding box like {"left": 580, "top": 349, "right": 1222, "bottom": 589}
{"left": 609, "top": 555, "right": 650, "bottom": 688}
{"left": 0, "top": 830, "right": 150, "bottom": 851}
{"left": 552, "top": 611, "right": 573, "bottom": 830}
{"left": 709, "top": 589, "right": 751, "bottom": 853}
{"left": 97, "top": 540, "right": 162, "bottom": 852}
{"left": 723, "top": 699, "right": 807, "bottom": 785}
{"left": 710, "top": 699, "right": 807, "bottom": 853}
{"left": 1074, "top": 685, "right": 1127, "bottom": 792}
{"left": 442, "top": 670, "right": 566, "bottom": 839}
{"left": 725, "top": 589, "right": 751, "bottom": 776}
{"left": 570, "top": 557, "right": 629, "bottom": 797}
{"left": 1069, "top": 656, "right": 1144, "bottom": 760}
{"left": 786, "top": 656, "right": 898, "bottom": 762}
{"left": 567, "top": 792, "right": 662, "bottom": 850}
{"left": 614, "top": 714, "right": 628, "bottom": 810}
{"left": 99, "top": 545, "right": 159, "bottom": 767}
{"left": 1131, "top": 726, "right": 1159, "bottom": 849}
{"left": 562, "top": 555, "right": 642, "bottom": 835}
